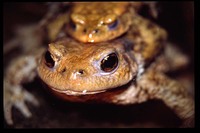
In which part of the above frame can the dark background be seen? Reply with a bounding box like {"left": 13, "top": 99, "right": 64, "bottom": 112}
{"left": 3, "top": 2, "right": 194, "bottom": 128}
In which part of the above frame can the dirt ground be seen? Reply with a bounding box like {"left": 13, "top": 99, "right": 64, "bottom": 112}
{"left": 3, "top": 2, "right": 194, "bottom": 128}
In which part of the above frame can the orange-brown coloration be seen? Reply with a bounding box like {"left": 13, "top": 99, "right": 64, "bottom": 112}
{"left": 45, "top": 2, "right": 150, "bottom": 43}
{"left": 138, "top": 70, "right": 194, "bottom": 123}
{"left": 46, "top": 2, "right": 167, "bottom": 63}
{"left": 37, "top": 38, "right": 194, "bottom": 126}
{"left": 4, "top": 2, "right": 194, "bottom": 127}
{"left": 66, "top": 2, "right": 133, "bottom": 43}
{"left": 38, "top": 38, "right": 138, "bottom": 94}
{"left": 125, "top": 15, "right": 167, "bottom": 62}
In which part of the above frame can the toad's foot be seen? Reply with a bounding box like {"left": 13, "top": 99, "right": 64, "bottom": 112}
{"left": 4, "top": 80, "right": 39, "bottom": 125}
{"left": 3, "top": 55, "right": 42, "bottom": 125}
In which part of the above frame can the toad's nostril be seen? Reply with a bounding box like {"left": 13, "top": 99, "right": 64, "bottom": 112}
{"left": 71, "top": 69, "right": 86, "bottom": 80}
{"left": 93, "top": 29, "right": 99, "bottom": 33}
{"left": 61, "top": 68, "right": 66, "bottom": 73}
{"left": 83, "top": 28, "right": 87, "bottom": 33}
{"left": 76, "top": 69, "right": 85, "bottom": 75}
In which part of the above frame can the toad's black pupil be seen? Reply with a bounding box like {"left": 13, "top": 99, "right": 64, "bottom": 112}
{"left": 101, "top": 53, "right": 118, "bottom": 72}
{"left": 44, "top": 51, "right": 55, "bottom": 68}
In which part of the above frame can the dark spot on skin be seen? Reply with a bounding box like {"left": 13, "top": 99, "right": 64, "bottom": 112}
{"left": 133, "top": 32, "right": 140, "bottom": 37}
{"left": 134, "top": 41, "right": 148, "bottom": 54}
{"left": 137, "top": 86, "right": 150, "bottom": 100}
{"left": 143, "top": 88, "right": 149, "bottom": 95}
{"left": 141, "top": 41, "right": 147, "bottom": 51}
{"left": 132, "top": 31, "right": 141, "bottom": 37}
{"left": 129, "top": 27, "right": 141, "bottom": 38}
{"left": 152, "top": 29, "right": 158, "bottom": 35}
{"left": 121, "top": 38, "right": 134, "bottom": 52}
{"left": 147, "top": 22, "right": 155, "bottom": 29}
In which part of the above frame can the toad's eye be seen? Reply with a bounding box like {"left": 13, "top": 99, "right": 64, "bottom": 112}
{"left": 108, "top": 19, "right": 118, "bottom": 30}
{"left": 100, "top": 53, "right": 118, "bottom": 72}
{"left": 44, "top": 51, "right": 55, "bottom": 68}
{"left": 69, "top": 19, "right": 76, "bottom": 30}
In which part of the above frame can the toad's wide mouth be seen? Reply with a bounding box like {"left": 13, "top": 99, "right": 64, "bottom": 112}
{"left": 50, "top": 86, "right": 107, "bottom": 95}
{"left": 45, "top": 79, "right": 134, "bottom": 96}
{"left": 41, "top": 80, "right": 134, "bottom": 102}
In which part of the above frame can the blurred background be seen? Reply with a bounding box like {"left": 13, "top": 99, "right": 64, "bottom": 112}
{"left": 3, "top": 2, "right": 194, "bottom": 128}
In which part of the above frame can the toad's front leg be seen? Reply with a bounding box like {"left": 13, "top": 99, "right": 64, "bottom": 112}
{"left": 138, "top": 70, "right": 194, "bottom": 127}
{"left": 113, "top": 69, "right": 194, "bottom": 127}
{"left": 4, "top": 55, "right": 41, "bottom": 125}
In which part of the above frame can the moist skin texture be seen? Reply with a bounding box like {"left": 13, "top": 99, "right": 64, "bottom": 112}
{"left": 4, "top": 2, "right": 194, "bottom": 127}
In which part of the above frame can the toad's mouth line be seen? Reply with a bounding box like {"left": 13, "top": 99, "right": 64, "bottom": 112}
{"left": 50, "top": 86, "right": 107, "bottom": 95}
{"left": 46, "top": 80, "right": 134, "bottom": 96}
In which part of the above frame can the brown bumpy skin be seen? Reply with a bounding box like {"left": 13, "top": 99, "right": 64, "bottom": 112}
{"left": 125, "top": 15, "right": 167, "bottom": 62}
{"left": 44, "top": 2, "right": 154, "bottom": 43}
{"left": 37, "top": 38, "right": 138, "bottom": 94}
{"left": 137, "top": 70, "right": 194, "bottom": 126}
{"left": 38, "top": 5, "right": 193, "bottom": 125}
{"left": 66, "top": 2, "right": 132, "bottom": 43}
{"left": 37, "top": 37, "right": 194, "bottom": 127}
{"left": 46, "top": 3, "right": 167, "bottom": 63}
{"left": 4, "top": 2, "right": 193, "bottom": 127}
